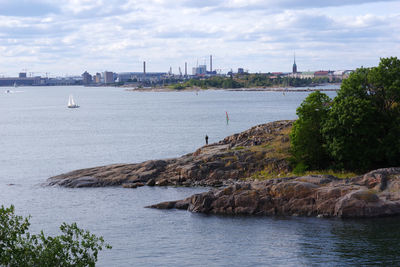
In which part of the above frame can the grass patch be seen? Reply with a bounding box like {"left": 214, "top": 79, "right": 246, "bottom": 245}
{"left": 247, "top": 162, "right": 290, "bottom": 180}
{"left": 250, "top": 168, "right": 359, "bottom": 181}
{"left": 249, "top": 169, "right": 287, "bottom": 180}
{"left": 295, "top": 170, "right": 359, "bottom": 179}
{"left": 220, "top": 155, "right": 239, "bottom": 161}
{"left": 251, "top": 138, "right": 290, "bottom": 160}
{"left": 232, "top": 146, "right": 245, "bottom": 151}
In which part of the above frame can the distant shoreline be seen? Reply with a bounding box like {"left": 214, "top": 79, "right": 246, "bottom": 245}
{"left": 125, "top": 85, "right": 340, "bottom": 93}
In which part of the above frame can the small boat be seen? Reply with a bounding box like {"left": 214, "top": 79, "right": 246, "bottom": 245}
{"left": 67, "top": 95, "right": 79, "bottom": 108}
{"left": 5, "top": 89, "right": 10, "bottom": 93}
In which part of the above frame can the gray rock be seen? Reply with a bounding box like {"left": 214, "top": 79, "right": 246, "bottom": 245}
{"left": 149, "top": 167, "right": 400, "bottom": 218}
{"left": 146, "top": 179, "right": 156, "bottom": 186}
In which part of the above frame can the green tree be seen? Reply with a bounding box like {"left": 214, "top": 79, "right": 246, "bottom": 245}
{"left": 290, "top": 91, "right": 331, "bottom": 170}
{"left": 322, "top": 96, "right": 379, "bottom": 170}
{"left": 322, "top": 57, "right": 400, "bottom": 171}
{"left": 0, "top": 205, "right": 111, "bottom": 267}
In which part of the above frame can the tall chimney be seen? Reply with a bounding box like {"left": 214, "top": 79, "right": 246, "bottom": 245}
{"left": 210, "top": 55, "right": 212, "bottom": 72}
{"left": 185, "top": 62, "right": 187, "bottom": 77}
{"left": 143, "top": 61, "right": 146, "bottom": 75}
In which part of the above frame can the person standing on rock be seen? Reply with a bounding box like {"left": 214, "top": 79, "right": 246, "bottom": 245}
{"left": 205, "top": 135, "right": 208, "bottom": 145}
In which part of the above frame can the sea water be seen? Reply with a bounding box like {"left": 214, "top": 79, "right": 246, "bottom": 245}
{"left": 1, "top": 85, "right": 399, "bottom": 266}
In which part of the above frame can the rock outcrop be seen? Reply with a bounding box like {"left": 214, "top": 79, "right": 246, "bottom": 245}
{"left": 47, "top": 119, "right": 400, "bottom": 218}
{"left": 47, "top": 120, "right": 293, "bottom": 188}
{"left": 147, "top": 168, "right": 400, "bottom": 218}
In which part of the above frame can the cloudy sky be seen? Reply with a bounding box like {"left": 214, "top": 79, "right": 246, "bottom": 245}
{"left": 0, "top": 0, "right": 399, "bottom": 76}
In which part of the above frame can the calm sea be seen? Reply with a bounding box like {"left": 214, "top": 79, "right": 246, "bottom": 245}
{"left": 1, "top": 85, "right": 399, "bottom": 266}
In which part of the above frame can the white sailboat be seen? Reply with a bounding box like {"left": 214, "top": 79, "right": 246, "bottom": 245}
{"left": 67, "top": 95, "right": 79, "bottom": 108}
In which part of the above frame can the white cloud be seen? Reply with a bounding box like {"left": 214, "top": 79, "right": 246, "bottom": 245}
{"left": 0, "top": 0, "right": 399, "bottom": 75}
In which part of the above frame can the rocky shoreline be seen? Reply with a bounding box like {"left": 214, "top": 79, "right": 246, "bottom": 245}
{"left": 47, "top": 120, "right": 400, "bottom": 218}
{"left": 148, "top": 168, "right": 400, "bottom": 218}
{"left": 47, "top": 120, "right": 292, "bottom": 188}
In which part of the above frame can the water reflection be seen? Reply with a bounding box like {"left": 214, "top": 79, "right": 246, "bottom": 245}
{"left": 330, "top": 217, "right": 400, "bottom": 265}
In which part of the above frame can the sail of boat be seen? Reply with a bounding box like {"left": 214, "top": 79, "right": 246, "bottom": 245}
{"left": 68, "top": 95, "right": 79, "bottom": 108}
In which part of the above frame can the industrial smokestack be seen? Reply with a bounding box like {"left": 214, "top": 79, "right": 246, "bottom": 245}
{"left": 210, "top": 55, "right": 212, "bottom": 72}
{"left": 143, "top": 61, "right": 146, "bottom": 75}
{"left": 185, "top": 62, "right": 187, "bottom": 77}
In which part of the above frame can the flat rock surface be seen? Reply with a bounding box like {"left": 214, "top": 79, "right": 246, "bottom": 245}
{"left": 148, "top": 168, "right": 400, "bottom": 218}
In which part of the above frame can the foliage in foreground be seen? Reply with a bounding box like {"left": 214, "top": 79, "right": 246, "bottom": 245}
{"left": 290, "top": 57, "right": 400, "bottom": 172}
{"left": 0, "top": 205, "right": 111, "bottom": 267}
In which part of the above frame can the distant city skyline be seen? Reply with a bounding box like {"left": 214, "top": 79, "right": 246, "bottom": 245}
{"left": 0, "top": 0, "right": 399, "bottom": 76}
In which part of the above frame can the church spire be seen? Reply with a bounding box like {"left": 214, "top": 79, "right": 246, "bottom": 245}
{"left": 292, "top": 51, "right": 297, "bottom": 73}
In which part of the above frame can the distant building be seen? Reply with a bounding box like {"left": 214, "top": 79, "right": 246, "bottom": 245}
{"left": 286, "top": 53, "right": 300, "bottom": 78}
{"left": 117, "top": 72, "right": 133, "bottom": 83}
{"left": 314, "top": 70, "right": 330, "bottom": 78}
{"left": 292, "top": 54, "right": 297, "bottom": 74}
{"left": 0, "top": 77, "right": 42, "bottom": 86}
{"left": 82, "top": 71, "right": 92, "bottom": 85}
{"left": 46, "top": 76, "right": 82, "bottom": 86}
{"left": 206, "top": 70, "right": 217, "bottom": 75}
{"left": 299, "top": 71, "right": 314, "bottom": 79}
{"left": 19, "top": 72, "right": 27, "bottom": 78}
{"left": 314, "top": 70, "right": 335, "bottom": 81}
{"left": 94, "top": 73, "right": 101, "bottom": 83}
{"left": 192, "top": 65, "right": 207, "bottom": 76}
{"left": 116, "top": 72, "right": 166, "bottom": 83}
{"left": 104, "top": 71, "right": 114, "bottom": 84}
{"left": 238, "top": 68, "right": 244, "bottom": 74}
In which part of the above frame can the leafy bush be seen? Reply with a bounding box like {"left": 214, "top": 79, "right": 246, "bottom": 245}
{"left": 170, "top": 83, "right": 186, "bottom": 90}
{"left": 0, "top": 205, "right": 111, "bottom": 267}
{"left": 292, "top": 162, "right": 309, "bottom": 175}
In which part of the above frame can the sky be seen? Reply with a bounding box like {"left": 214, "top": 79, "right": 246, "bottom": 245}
{"left": 0, "top": 0, "right": 399, "bottom": 76}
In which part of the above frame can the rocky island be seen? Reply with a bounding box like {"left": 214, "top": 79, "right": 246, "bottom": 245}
{"left": 47, "top": 120, "right": 400, "bottom": 218}
{"left": 48, "top": 120, "right": 293, "bottom": 188}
